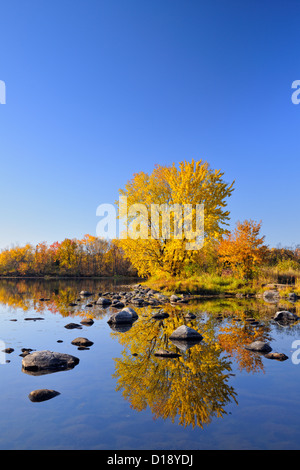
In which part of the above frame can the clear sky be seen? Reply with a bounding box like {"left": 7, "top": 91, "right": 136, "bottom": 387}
{"left": 0, "top": 0, "right": 299, "bottom": 250}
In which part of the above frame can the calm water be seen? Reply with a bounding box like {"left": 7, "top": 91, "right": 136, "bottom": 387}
{"left": 0, "top": 278, "right": 300, "bottom": 450}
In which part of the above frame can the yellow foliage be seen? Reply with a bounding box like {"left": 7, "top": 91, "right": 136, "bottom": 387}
{"left": 116, "top": 159, "right": 234, "bottom": 277}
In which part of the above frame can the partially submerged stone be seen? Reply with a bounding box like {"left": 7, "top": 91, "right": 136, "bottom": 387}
{"left": 71, "top": 337, "right": 94, "bottom": 347}
{"left": 264, "top": 352, "right": 288, "bottom": 361}
{"left": 121, "top": 307, "right": 138, "bottom": 319}
{"left": 64, "top": 323, "right": 82, "bottom": 330}
{"left": 245, "top": 341, "right": 272, "bottom": 353}
{"left": 169, "top": 325, "right": 203, "bottom": 342}
{"left": 22, "top": 350, "right": 79, "bottom": 374}
{"left": 107, "top": 307, "right": 138, "bottom": 324}
{"left": 274, "top": 311, "right": 299, "bottom": 323}
{"left": 80, "top": 291, "right": 93, "bottom": 297}
{"left": 28, "top": 389, "right": 60, "bottom": 402}
{"left": 80, "top": 318, "right": 94, "bottom": 326}
{"left": 96, "top": 297, "right": 112, "bottom": 306}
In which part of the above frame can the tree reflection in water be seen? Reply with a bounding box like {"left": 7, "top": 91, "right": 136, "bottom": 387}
{"left": 111, "top": 308, "right": 238, "bottom": 429}
{"left": 1, "top": 279, "right": 297, "bottom": 429}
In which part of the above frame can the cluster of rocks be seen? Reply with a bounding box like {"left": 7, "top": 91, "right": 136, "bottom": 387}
{"left": 78, "top": 285, "right": 191, "bottom": 310}
{"left": 245, "top": 341, "right": 288, "bottom": 361}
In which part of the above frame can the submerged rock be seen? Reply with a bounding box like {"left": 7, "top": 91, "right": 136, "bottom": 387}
{"left": 22, "top": 350, "right": 79, "bottom": 374}
{"left": 28, "top": 389, "right": 60, "bottom": 402}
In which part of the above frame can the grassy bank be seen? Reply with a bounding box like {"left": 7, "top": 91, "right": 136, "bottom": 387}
{"left": 142, "top": 271, "right": 300, "bottom": 298}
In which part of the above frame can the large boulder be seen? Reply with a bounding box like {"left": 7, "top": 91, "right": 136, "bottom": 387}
{"left": 107, "top": 308, "right": 138, "bottom": 325}
{"left": 22, "top": 350, "right": 79, "bottom": 375}
{"left": 169, "top": 325, "right": 203, "bottom": 342}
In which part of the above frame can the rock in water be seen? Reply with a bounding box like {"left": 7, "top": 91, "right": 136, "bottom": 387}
{"left": 264, "top": 352, "right": 288, "bottom": 361}
{"left": 245, "top": 341, "right": 272, "bottom": 353}
{"left": 107, "top": 308, "right": 138, "bottom": 324}
{"left": 120, "top": 307, "right": 138, "bottom": 319}
{"left": 274, "top": 311, "right": 299, "bottom": 323}
{"left": 169, "top": 325, "right": 203, "bottom": 341}
{"left": 96, "top": 297, "right": 112, "bottom": 306}
{"left": 28, "top": 389, "right": 60, "bottom": 402}
{"left": 22, "top": 350, "right": 80, "bottom": 374}
{"left": 64, "top": 323, "right": 82, "bottom": 329}
{"left": 71, "top": 337, "right": 94, "bottom": 347}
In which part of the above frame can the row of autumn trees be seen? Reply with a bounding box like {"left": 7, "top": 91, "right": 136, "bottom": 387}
{"left": 0, "top": 159, "right": 299, "bottom": 280}
{"left": 0, "top": 235, "right": 135, "bottom": 277}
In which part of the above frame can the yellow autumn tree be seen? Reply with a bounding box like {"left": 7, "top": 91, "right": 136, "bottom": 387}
{"left": 115, "top": 159, "right": 234, "bottom": 277}
{"left": 218, "top": 220, "right": 268, "bottom": 279}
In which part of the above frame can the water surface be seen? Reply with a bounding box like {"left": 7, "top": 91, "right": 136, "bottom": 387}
{"left": 0, "top": 279, "right": 299, "bottom": 450}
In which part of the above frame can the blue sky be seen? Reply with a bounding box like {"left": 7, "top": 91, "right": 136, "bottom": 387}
{"left": 0, "top": 0, "right": 299, "bottom": 250}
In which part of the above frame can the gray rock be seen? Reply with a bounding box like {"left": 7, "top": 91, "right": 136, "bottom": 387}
{"left": 245, "top": 341, "right": 272, "bottom": 353}
{"left": 28, "top": 389, "right": 60, "bottom": 402}
{"left": 96, "top": 297, "right": 112, "bottom": 306}
{"left": 121, "top": 307, "right": 138, "bottom": 319}
{"left": 169, "top": 325, "right": 203, "bottom": 341}
{"left": 107, "top": 308, "right": 138, "bottom": 324}
{"left": 80, "top": 291, "right": 93, "bottom": 297}
{"left": 170, "top": 295, "right": 180, "bottom": 302}
{"left": 274, "top": 311, "right": 299, "bottom": 323}
{"left": 22, "top": 350, "right": 80, "bottom": 374}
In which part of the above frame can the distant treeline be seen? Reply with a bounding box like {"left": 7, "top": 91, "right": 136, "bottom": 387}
{"left": 0, "top": 235, "right": 136, "bottom": 278}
